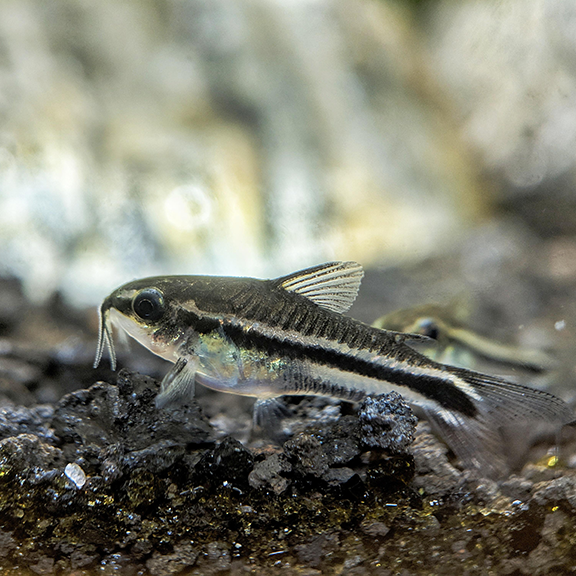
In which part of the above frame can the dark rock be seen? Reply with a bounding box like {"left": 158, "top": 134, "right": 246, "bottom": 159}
{"left": 0, "top": 404, "right": 55, "bottom": 442}
{"left": 322, "top": 466, "right": 357, "bottom": 486}
{"left": 0, "top": 360, "right": 421, "bottom": 574}
{"left": 51, "top": 382, "right": 122, "bottom": 447}
{"left": 146, "top": 541, "right": 198, "bottom": 576}
{"left": 358, "top": 392, "right": 417, "bottom": 452}
{"left": 196, "top": 436, "right": 254, "bottom": 487}
{"left": 283, "top": 396, "right": 417, "bottom": 486}
{"left": 99, "top": 443, "right": 125, "bottom": 482}
{"left": 365, "top": 453, "right": 417, "bottom": 495}
{"left": 294, "top": 532, "right": 340, "bottom": 569}
{"left": 0, "top": 433, "right": 63, "bottom": 482}
{"left": 314, "top": 416, "right": 363, "bottom": 466}
{"left": 122, "top": 441, "right": 188, "bottom": 475}
{"left": 283, "top": 416, "right": 363, "bottom": 479}
{"left": 248, "top": 452, "right": 292, "bottom": 493}
{"left": 284, "top": 432, "right": 330, "bottom": 478}
{"left": 51, "top": 370, "right": 212, "bottom": 477}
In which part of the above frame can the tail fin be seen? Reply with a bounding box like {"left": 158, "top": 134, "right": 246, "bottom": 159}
{"left": 425, "top": 366, "right": 573, "bottom": 478}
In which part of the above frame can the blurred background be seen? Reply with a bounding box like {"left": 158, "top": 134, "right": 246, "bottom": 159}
{"left": 2, "top": 0, "right": 576, "bottom": 399}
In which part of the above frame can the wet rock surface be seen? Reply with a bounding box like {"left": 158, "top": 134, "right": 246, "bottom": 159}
{"left": 1, "top": 273, "right": 576, "bottom": 575}
{"left": 0, "top": 368, "right": 421, "bottom": 575}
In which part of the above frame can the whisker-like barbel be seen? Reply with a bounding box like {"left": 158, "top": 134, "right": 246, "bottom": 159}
{"left": 94, "top": 306, "right": 117, "bottom": 371}
{"left": 94, "top": 261, "right": 574, "bottom": 477}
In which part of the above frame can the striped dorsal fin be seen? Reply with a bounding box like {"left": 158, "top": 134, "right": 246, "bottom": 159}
{"left": 274, "top": 261, "right": 364, "bottom": 313}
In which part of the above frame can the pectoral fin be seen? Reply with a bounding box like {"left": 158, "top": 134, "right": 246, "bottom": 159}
{"left": 156, "top": 357, "right": 197, "bottom": 408}
{"left": 253, "top": 397, "right": 292, "bottom": 440}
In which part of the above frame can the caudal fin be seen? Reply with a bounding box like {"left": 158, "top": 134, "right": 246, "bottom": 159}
{"left": 425, "top": 366, "right": 573, "bottom": 478}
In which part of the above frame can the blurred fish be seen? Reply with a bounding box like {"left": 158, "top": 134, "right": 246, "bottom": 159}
{"left": 94, "top": 261, "right": 573, "bottom": 477}
{"left": 373, "top": 303, "right": 556, "bottom": 376}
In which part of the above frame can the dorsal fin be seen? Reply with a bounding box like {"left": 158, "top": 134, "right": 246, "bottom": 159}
{"left": 274, "top": 261, "right": 364, "bottom": 313}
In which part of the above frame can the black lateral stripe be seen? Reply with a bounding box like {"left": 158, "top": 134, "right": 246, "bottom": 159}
{"left": 222, "top": 323, "right": 478, "bottom": 417}
{"left": 289, "top": 373, "right": 366, "bottom": 402}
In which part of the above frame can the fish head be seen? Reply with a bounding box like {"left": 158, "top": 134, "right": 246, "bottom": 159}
{"left": 410, "top": 316, "right": 443, "bottom": 341}
{"left": 374, "top": 304, "right": 453, "bottom": 345}
{"left": 93, "top": 276, "right": 199, "bottom": 370}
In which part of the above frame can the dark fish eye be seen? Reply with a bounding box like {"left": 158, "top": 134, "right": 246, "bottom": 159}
{"left": 133, "top": 289, "right": 165, "bottom": 322}
{"left": 416, "top": 318, "right": 440, "bottom": 340}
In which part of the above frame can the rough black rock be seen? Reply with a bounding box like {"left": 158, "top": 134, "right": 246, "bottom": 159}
{"left": 0, "top": 368, "right": 425, "bottom": 573}
{"left": 358, "top": 392, "right": 418, "bottom": 451}
{"left": 4, "top": 361, "right": 573, "bottom": 575}
{"left": 281, "top": 394, "right": 418, "bottom": 490}
{"left": 50, "top": 370, "right": 212, "bottom": 478}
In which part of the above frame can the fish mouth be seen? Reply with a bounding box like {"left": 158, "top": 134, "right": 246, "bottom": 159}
{"left": 93, "top": 299, "right": 117, "bottom": 370}
{"left": 94, "top": 301, "right": 180, "bottom": 370}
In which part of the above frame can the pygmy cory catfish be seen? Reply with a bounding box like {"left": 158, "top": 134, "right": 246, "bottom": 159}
{"left": 94, "top": 261, "right": 573, "bottom": 477}
{"left": 373, "top": 303, "right": 556, "bottom": 376}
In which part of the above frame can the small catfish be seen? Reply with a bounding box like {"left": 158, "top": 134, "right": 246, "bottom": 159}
{"left": 94, "top": 262, "right": 573, "bottom": 477}
{"left": 373, "top": 303, "right": 556, "bottom": 376}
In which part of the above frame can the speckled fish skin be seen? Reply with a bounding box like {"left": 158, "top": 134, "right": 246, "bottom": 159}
{"left": 94, "top": 261, "right": 574, "bottom": 477}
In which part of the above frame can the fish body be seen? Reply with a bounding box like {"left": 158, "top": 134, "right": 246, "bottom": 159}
{"left": 94, "top": 262, "right": 573, "bottom": 476}
{"left": 373, "top": 303, "right": 556, "bottom": 376}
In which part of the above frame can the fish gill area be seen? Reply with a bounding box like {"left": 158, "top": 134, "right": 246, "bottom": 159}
{"left": 2, "top": 247, "right": 576, "bottom": 576}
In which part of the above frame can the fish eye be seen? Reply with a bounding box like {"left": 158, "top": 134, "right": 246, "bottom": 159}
{"left": 132, "top": 289, "right": 165, "bottom": 322}
{"left": 416, "top": 318, "right": 440, "bottom": 340}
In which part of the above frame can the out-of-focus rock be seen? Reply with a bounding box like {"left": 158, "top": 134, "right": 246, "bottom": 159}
{"left": 410, "top": 422, "right": 465, "bottom": 497}
{"left": 0, "top": 0, "right": 487, "bottom": 306}
{"left": 532, "top": 474, "right": 576, "bottom": 509}
{"left": 146, "top": 541, "right": 199, "bottom": 576}
{"left": 429, "top": 0, "right": 576, "bottom": 235}
{"left": 0, "top": 279, "right": 26, "bottom": 335}
{"left": 0, "top": 404, "right": 55, "bottom": 442}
